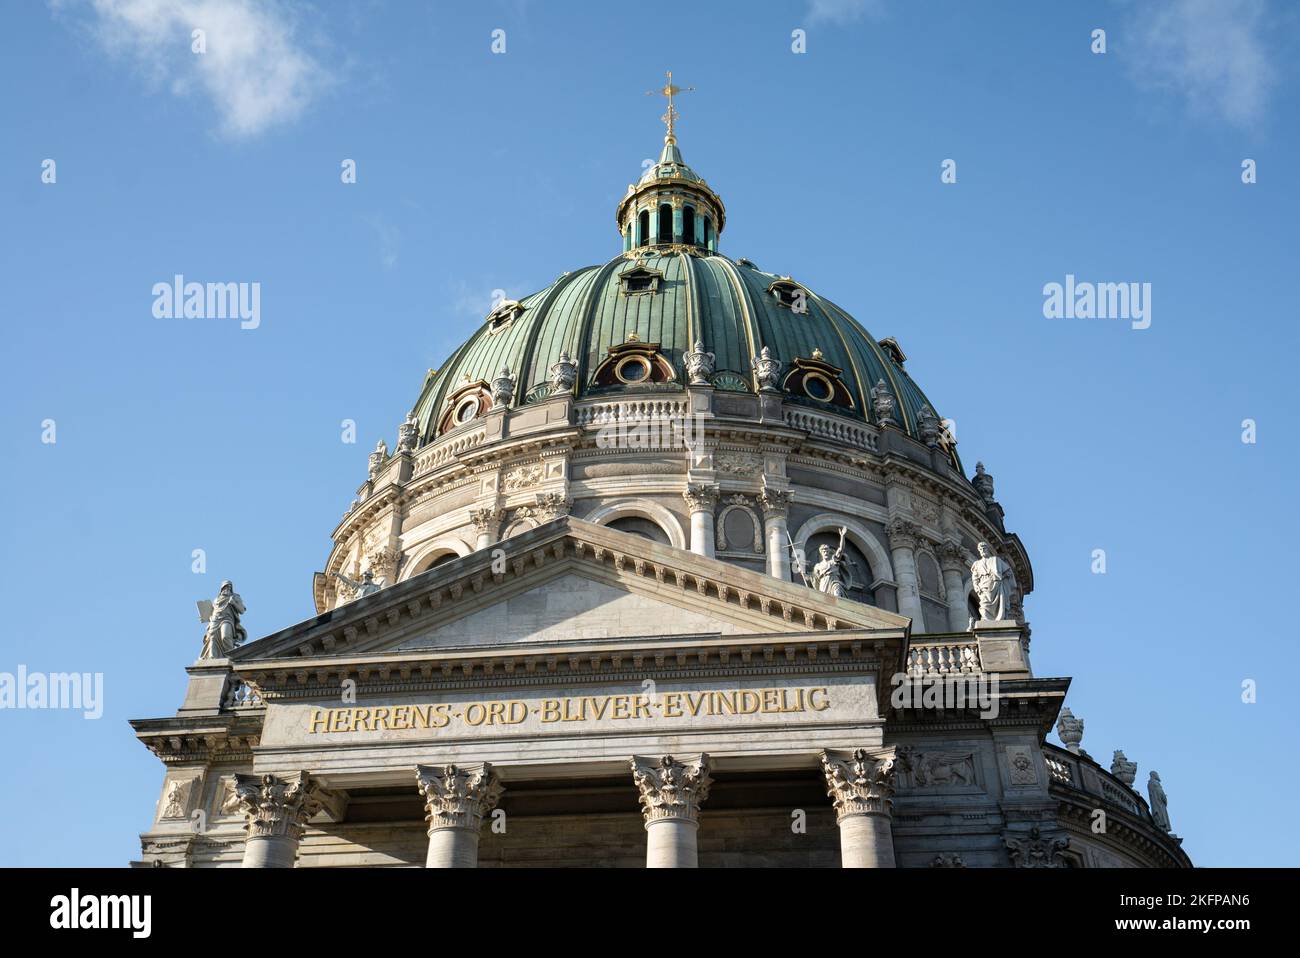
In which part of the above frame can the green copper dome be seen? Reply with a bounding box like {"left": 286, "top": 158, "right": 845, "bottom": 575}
{"left": 408, "top": 121, "right": 955, "bottom": 463}
{"left": 410, "top": 244, "right": 956, "bottom": 464}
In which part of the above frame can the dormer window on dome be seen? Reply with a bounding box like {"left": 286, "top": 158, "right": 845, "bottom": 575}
{"left": 619, "top": 262, "right": 664, "bottom": 296}
{"left": 769, "top": 278, "right": 809, "bottom": 314}
{"left": 591, "top": 335, "right": 676, "bottom": 389}
{"left": 879, "top": 336, "right": 907, "bottom": 366}
{"left": 486, "top": 299, "right": 526, "bottom": 333}
{"left": 784, "top": 350, "right": 854, "bottom": 409}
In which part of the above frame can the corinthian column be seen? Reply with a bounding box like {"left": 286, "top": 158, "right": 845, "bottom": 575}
{"left": 682, "top": 485, "right": 719, "bottom": 558}
{"left": 758, "top": 487, "right": 793, "bottom": 581}
{"left": 939, "top": 542, "right": 971, "bottom": 631}
{"left": 469, "top": 507, "right": 504, "bottom": 551}
{"left": 820, "top": 748, "right": 897, "bottom": 868}
{"left": 631, "top": 754, "right": 712, "bottom": 868}
{"left": 234, "top": 771, "right": 326, "bottom": 868}
{"left": 887, "top": 519, "right": 927, "bottom": 630}
{"left": 416, "top": 763, "right": 504, "bottom": 868}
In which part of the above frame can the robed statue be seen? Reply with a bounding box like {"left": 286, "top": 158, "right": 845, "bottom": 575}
{"left": 970, "top": 541, "right": 1017, "bottom": 622}
{"left": 1148, "top": 771, "right": 1172, "bottom": 833}
{"left": 198, "top": 580, "right": 247, "bottom": 659}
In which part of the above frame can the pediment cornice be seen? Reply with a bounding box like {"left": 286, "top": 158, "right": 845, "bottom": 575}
{"left": 235, "top": 517, "right": 910, "bottom": 666}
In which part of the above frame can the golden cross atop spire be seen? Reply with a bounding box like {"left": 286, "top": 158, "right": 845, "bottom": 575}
{"left": 646, "top": 70, "right": 694, "bottom": 144}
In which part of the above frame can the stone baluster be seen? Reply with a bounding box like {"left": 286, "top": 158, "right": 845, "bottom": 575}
{"left": 631, "top": 754, "right": 712, "bottom": 868}
{"left": 233, "top": 771, "right": 327, "bottom": 868}
{"left": 820, "top": 748, "right": 898, "bottom": 868}
{"left": 416, "top": 763, "right": 504, "bottom": 868}
{"left": 758, "top": 487, "right": 793, "bottom": 581}
{"left": 682, "top": 485, "right": 720, "bottom": 559}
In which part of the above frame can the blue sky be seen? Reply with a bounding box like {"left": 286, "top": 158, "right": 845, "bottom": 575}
{"left": 1, "top": 0, "right": 1296, "bottom": 867}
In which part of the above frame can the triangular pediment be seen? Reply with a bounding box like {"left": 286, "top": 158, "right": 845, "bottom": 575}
{"left": 233, "top": 517, "right": 910, "bottom": 663}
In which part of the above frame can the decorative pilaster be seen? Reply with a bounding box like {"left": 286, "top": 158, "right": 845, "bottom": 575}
{"left": 887, "top": 519, "right": 927, "bottom": 630}
{"left": 631, "top": 754, "right": 712, "bottom": 868}
{"left": 415, "top": 763, "right": 504, "bottom": 868}
{"left": 758, "top": 487, "right": 793, "bottom": 581}
{"left": 469, "top": 506, "right": 504, "bottom": 550}
{"left": 682, "top": 484, "right": 720, "bottom": 558}
{"left": 234, "top": 771, "right": 325, "bottom": 868}
{"left": 939, "top": 541, "right": 971, "bottom": 631}
{"left": 820, "top": 748, "right": 897, "bottom": 868}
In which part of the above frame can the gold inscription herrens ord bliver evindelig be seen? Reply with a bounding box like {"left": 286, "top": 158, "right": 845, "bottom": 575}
{"left": 306, "top": 686, "right": 832, "bottom": 734}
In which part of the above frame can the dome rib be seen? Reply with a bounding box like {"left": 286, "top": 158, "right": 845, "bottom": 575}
{"left": 710, "top": 256, "right": 762, "bottom": 389}
{"left": 571, "top": 255, "right": 630, "bottom": 397}
{"left": 817, "top": 293, "right": 916, "bottom": 433}
{"left": 516, "top": 267, "right": 598, "bottom": 396}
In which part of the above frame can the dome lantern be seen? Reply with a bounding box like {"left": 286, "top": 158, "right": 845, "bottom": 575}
{"left": 616, "top": 71, "right": 725, "bottom": 253}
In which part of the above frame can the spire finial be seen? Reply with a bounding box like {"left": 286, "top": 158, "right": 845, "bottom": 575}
{"left": 646, "top": 70, "right": 694, "bottom": 144}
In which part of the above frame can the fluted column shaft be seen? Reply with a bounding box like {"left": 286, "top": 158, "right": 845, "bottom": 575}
{"left": 888, "top": 520, "right": 927, "bottom": 630}
{"left": 416, "top": 763, "right": 503, "bottom": 868}
{"left": 682, "top": 485, "right": 719, "bottom": 559}
{"left": 234, "top": 771, "right": 324, "bottom": 869}
{"left": 821, "top": 748, "right": 897, "bottom": 868}
{"left": 631, "top": 754, "right": 712, "bottom": 868}
{"left": 939, "top": 544, "right": 971, "bottom": 631}
{"left": 759, "top": 488, "right": 793, "bottom": 581}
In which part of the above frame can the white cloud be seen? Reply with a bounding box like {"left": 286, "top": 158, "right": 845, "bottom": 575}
{"left": 1125, "top": 0, "right": 1276, "bottom": 127}
{"left": 60, "top": 0, "right": 330, "bottom": 137}
{"left": 806, "top": 0, "right": 885, "bottom": 25}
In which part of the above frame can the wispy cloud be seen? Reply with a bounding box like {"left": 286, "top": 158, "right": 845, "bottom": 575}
{"left": 805, "top": 0, "right": 885, "bottom": 25}
{"left": 56, "top": 0, "right": 332, "bottom": 138}
{"left": 1124, "top": 0, "right": 1276, "bottom": 127}
{"left": 367, "top": 214, "right": 399, "bottom": 270}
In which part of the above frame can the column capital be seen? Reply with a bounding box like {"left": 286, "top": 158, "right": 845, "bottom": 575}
{"left": 416, "top": 763, "right": 504, "bottom": 833}
{"left": 887, "top": 518, "right": 920, "bottom": 550}
{"left": 468, "top": 506, "right": 504, "bottom": 536}
{"left": 533, "top": 492, "right": 572, "bottom": 520}
{"left": 758, "top": 487, "right": 793, "bottom": 518}
{"left": 682, "top": 483, "right": 720, "bottom": 513}
{"left": 233, "top": 771, "right": 325, "bottom": 841}
{"left": 938, "top": 539, "right": 968, "bottom": 573}
{"left": 1003, "top": 825, "right": 1070, "bottom": 868}
{"left": 820, "top": 748, "right": 896, "bottom": 821}
{"left": 631, "top": 754, "right": 712, "bottom": 826}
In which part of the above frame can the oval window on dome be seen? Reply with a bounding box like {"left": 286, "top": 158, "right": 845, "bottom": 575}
{"left": 453, "top": 395, "right": 481, "bottom": 424}
{"left": 616, "top": 356, "right": 651, "bottom": 384}
{"left": 804, "top": 373, "right": 834, "bottom": 402}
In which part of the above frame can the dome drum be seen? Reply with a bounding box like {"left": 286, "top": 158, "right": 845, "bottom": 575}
{"left": 327, "top": 126, "right": 1032, "bottom": 638}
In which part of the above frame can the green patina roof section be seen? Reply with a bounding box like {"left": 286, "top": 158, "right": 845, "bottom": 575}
{"left": 689, "top": 256, "right": 751, "bottom": 378}
{"left": 411, "top": 251, "right": 955, "bottom": 461}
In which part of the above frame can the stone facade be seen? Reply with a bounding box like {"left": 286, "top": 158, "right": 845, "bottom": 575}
{"left": 130, "top": 120, "right": 1189, "bottom": 870}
